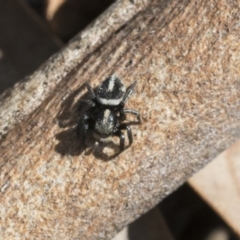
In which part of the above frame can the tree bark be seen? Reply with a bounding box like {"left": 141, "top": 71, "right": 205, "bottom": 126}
{"left": 0, "top": 0, "right": 240, "bottom": 239}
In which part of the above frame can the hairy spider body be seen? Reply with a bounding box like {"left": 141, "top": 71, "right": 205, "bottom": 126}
{"left": 97, "top": 77, "right": 126, "bottom": 107}
{"left": 77, "top": 76, "right": 141, "bottom": 150}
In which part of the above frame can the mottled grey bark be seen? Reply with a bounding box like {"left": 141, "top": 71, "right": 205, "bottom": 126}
{"left": 0, "top": 0, "right": 239, "bottom": 239}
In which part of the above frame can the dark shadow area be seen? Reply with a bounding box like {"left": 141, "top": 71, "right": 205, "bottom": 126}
{"left": 48, "top": 0, "right": 115, "bottom": 41}
{"left": 25, "top": 0, "right": 45, "bottom": 15}
{"left": 54, "top": 82, "right": 89, "bottom": 157}
{"left": 54, "top": 82, "right": 140, "bottom": 161}
{"left": 128, "top": 207, "right": 174, "bottom": 240}
{"left": 160, "top": 183, "right": 239, "bottom": 240}
{"left": 0, "top": 0, "right": 60, "bottom": 94}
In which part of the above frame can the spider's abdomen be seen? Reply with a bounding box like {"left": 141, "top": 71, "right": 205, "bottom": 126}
{"left": 96, "top": 76, "right": 126, "bottom": 107}
{"left": 94, "top": 109, "right": 116, "bottom": 137}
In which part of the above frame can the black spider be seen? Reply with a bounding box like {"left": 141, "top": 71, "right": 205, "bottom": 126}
{"left": 77, "top": 75, "right": 141, "bottom": 151}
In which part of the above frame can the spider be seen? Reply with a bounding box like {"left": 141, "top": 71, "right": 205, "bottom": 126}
{"left": 77, "top": 75, "right": 141, "bottom": 151}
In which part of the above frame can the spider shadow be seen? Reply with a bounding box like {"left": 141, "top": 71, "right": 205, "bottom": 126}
{"left": 54, "top": 82, "right": 88, "bottom": 157}
{"left": 54, "top": 127, "right": 121, "bottom": 160}
{"left": 54, "top": 82, "right": 140, "bottom": 161}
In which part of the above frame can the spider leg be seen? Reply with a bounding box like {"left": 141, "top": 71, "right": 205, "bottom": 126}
{"left": 120, "top": 109, "right": 141, "bottom": 123}
{"left": 115, "top": 130, "right": 125, "bottom": 151}
{"left": 85, "top": 81, "right": 96, "bottom": 100}
{"left": 120, "top": 124, "right": 133, "bottom": 146}
{"left": 123, "top": 81, "right": 136, "bottom": 103}
{"left": 77, "top": 113, "right": 90, "bottom": 147}
{"left": 79, "top": 100, "right": 95, "bottom": 108}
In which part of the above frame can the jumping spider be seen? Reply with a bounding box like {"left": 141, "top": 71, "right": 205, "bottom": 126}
{"left": 77, "top": 75, "right": 141, "bottom": 151}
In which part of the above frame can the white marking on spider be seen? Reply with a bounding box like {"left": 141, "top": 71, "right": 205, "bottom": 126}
{"left": 107, "top": 76, "right": 115, "bottom": 92}
{"left": 92, "top": 132, "right": 112, "bottom": 142}
{"left": 103, "top": 109, "right": 111, "bottom": 125}
{"left": 121, "top": 85, "right": 126, "bottom": 92}
{"left": 99, "top": 98, "right": 122, "bottom": 106}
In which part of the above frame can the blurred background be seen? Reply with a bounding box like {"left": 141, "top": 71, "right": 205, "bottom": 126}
{"left": 0, "top": 0, "right": 239, "bottom": 239}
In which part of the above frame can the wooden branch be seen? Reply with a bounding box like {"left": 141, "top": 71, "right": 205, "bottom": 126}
{"left": 189, "top": 139, "right": 240, "bottom": 236}
{"left": 0, "top": 0, "right": 240, "bottom": 239}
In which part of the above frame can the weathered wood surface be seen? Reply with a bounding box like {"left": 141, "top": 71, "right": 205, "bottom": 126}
{"left": 0, "top": 0, "right": 240, "bottom": 239}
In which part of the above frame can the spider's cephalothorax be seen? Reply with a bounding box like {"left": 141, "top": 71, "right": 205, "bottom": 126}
{"left": 96, "top": 76, "right": 126, "bottom": 107}
{"left": 77, "top": 75, "right": 141, "bottom": 151}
